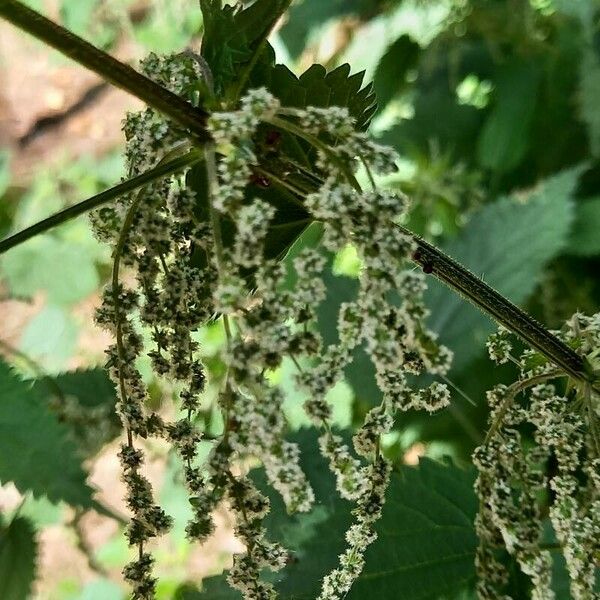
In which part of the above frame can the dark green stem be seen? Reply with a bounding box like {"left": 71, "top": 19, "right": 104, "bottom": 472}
{"left": 0, "top": 0, "right": 210, "bottom": 141}
{"left": 407, "top": 233, "right": 591, "bottom": 384}
{"left": 0, "top": 150, "right": 202, "bottom": 255}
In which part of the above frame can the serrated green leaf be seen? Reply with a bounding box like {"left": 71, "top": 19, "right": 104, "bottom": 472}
{"left": 477, "top": 59, "right": 542, "bottom": 173}
{"left": 0, "top": 360, "right": 94, "bottom": 507}
{"left": 0, "top": 516, "right": 37, "bottom": 600}
{"left": 31, "top": 367, "right": 121, "bottom": 457}
{"left": 567, "top": 196, "right": 600, "bottom": 256}
{"left": 200, "top": 0, "right": 288, "bottom": 97}
{"left": 426, "top": 166, "right": 580, "bottom": 372}
{"left": 349, "top": 458, "right": 478, "bottom": 600}
{"left": 373, "top": 34, "right": 420, "bottom": 113}
{"left": 249, "top": 54, "right": 377, "bottom": 131}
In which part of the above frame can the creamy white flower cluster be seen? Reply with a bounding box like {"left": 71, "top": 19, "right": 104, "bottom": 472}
{"left": 96, "top": 73, "right": 454, "bottom": 599}
{"left": 475, "top": 314, "right": 600, "bottom": 600}
{"left": 202, "top": 91, "right": 453, "bottom": 599}
{"left": 93, "top": 53, "right": 215, "bottom": 599}
{"left": 279, "top": 103, "right": 452, "bottom": 600}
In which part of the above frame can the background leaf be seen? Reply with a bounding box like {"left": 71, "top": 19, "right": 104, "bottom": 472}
{"left": 566, "top": 197, "right": 600, "bottom": 256}
{"left": 0, "top": 361, "right": 94, "bottom": 507}
{"left": 1, "top": 235, "right": 100, "bottom": 305}
{"left": 426, "top": 167, "right": 580, "bottom": 372}
{"left": 197, "top": 430, "right": 478, "bottom": 600}
{"left": 373, "top": 34, "right": 420, "bottom": 113}
{"left": 477, "top": 59, "right": 541, "bottom": 174}
{"left": 349, "top": 458, "right": 478, "bottom": 600}
{"left": 0, "top": 516, "right": 37, "bottom": 600}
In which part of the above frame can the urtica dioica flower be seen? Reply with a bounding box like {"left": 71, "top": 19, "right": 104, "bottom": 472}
{"left": 475, "top": 314, "right": 600, "bottom": 600}
{"left": 93, "top": 48, "right": 454, "bottom": 599}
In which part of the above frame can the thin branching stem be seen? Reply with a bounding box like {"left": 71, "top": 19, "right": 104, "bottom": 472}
{"left": 0, "top": 149, "right": 203, "bottom": 255}
{"left": 483, "top": 370, "right": 563, "bottom": 445}
{"left": 204, "top": 145, "right": 233, "bottom": 346}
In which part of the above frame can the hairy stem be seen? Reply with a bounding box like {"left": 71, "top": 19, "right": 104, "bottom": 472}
{"left": 407, "top": 234, "right": 591, "bottom": 384}
{"left": 0, "top": 149, "right": 202, "bottom": 255}
{"left": 0, "top": 0, "right": 210, "bottom": 141}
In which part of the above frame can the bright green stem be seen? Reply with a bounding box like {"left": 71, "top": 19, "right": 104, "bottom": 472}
{"left": 0, "top": 150, "right": 203, "bottom": 255}
{"left": 0, "top": 0, "right": 594, "bottom": 387}
{"left": 0, "top": 0, "right": 210, "bottom": 141}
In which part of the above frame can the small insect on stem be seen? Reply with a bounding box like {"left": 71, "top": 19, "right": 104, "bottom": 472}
{"left": 412, "top": 249, "right": 434, "bottom": 274}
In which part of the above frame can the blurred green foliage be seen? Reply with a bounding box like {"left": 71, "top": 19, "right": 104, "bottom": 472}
{"left": 1, "top": 0, "right": 599, "bottom": 598}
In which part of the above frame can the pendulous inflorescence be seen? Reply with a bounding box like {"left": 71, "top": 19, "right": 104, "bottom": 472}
{"left": 475, "top": 314, "right": 600, "bottom": 600}
{"left": 92, "top": 50, "right": 453, "bottom": 600}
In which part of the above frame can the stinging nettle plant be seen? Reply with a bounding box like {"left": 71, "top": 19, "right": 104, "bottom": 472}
{"left": 0, "top": 0, "right": 599, "bottom": 599}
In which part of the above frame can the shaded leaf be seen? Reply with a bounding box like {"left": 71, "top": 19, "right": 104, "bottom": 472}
{"left": 0, "top": 360, "right": 94, "bottom": 507}
{"left": 477, "top": 60, "right": 542, "bottom": 174}
{"left": 373, "top": 34, "right": 420, "bottom": 113}
{"left": 32, "top": 368, "right": 121, "bottom": 457}
{"left": 566, "top": 197, "right": 600, "bottom": 256}
{"left": 426, "top": 167, "right": 580, "bottom": 372}
{"left": 200, "top": 0, "right": 288, "bottom": 97}
{"left": 349, "top": 458, "right": 478, "bottom": 600}
{"left": 196, "top": 430, "right": 478, "bottom": 599}
{"left": 0, "top": 516, "right": 37, "bottom": 600}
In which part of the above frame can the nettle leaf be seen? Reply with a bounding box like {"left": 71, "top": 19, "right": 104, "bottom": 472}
{"left": 426, "top": 166, "right": 580, "bottom": 372}
{"left": 200, "top": 0, "right": 288, "bottom": 96}
{"left": 247, "top": 42, "right": 377, "bottom": 131}
{"left": 373, "top": 34, "right": 420, "bottom": 114}
{"left": 42, "top": 368, "right": 117, "bottom": 411}
{"left": 477, "top": 59, "right": 542, "bottom": 174}
{"left": 0, "top": 516, "right": 37, "bottom": 600}
{"left": 187, "top": 160, "right": 311, "bottom": 267}
{"left": 0, "top": 361, "right": 95, "bottom": 507}
{"left": 350, "top": 458, "right": 478, "bottom": 600}
{"left": 32, "top": 368, "right": 121, "bottom": 457}
{"left": 579, "top": 40, "right": 600, "bottom": 157}
{"left": 197, "top": 429, "right": 477, "bottom": 599}
{"left": 567, "top": 196, "right": 600, "bottom": 256}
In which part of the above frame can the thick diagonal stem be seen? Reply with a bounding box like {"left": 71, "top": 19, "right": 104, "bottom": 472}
{"left": 0, "top": 0, "right": 210, "bottom": 141}
{"left": 407, "top": 232, "right": 591, "bottom": 383}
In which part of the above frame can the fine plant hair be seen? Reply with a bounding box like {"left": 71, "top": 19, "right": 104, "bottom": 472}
{"left": 0, "top": 1, "right": 599, "bottom": 599}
